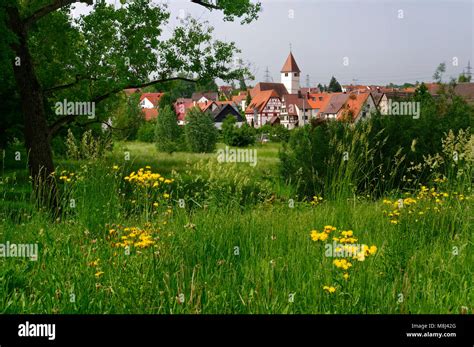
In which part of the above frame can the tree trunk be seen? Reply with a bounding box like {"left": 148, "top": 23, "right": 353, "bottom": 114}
{"left": 7, "top": 5, "right": 58, "bottom": 211}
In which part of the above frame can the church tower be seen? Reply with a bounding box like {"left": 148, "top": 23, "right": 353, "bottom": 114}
{"left": 281, "top": 52, "right": 301, "bottom": 95}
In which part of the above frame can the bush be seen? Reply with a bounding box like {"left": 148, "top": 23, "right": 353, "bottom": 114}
{"left": 255, "top": 124, "right": 289, "bottom": 143}
{"left": 222, "top": 117, "right": 256, "bottom": 147}
{"left": 184, "top": 107, "right": 218, "bottom": 153}
{"left": 280, "top": 90, "right": 473, "bottom": 199}
{"left": 65, "top": 129, "right": 112, "bottom": 161}
{"left": 155, "top": 105, "right": 182, "bottom": 154}
{"left": 137, "top": 120, "right": 156, "bottom": 143}
{"left": 270, "top": 124, "right": 290, "bottom": 143}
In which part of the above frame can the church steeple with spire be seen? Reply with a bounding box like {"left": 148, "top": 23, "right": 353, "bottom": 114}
{"left": 281, "top": 51, "right": 301, "bottom": 94}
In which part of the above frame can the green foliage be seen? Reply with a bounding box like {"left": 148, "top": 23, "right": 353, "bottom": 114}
{"left": 157, "top": 93, "right": 175, "bottom": 110}
{"left": 173, "top": 159, "right": 273, "bottom": 208}
{"left": 328, "top": 76, "right": 342, "bottom": 92}
{"left": 0, "top": 147, "right": 472, "bottom": 313}
{"left": 137, "top": 120, "right": 156, "bottom": 143}
{"left": 256, "top": 124, "right": 289, "bottom": 143}
{"left": 155, "top": 105, "right": 182, "bottom": 154}
{"left": 112, "top": 94, "right": 143, "bottom": 141}
{"left": 269, "top": 124, "right": 290, "bottom": 143}
{"left": 433, "top": 62, "right": 446, "bottom": 83}
{"left": 2, "top": 0, "right": 256, "bottom": 148}
{"left": 458, "top": 73, "right": 472, "bottom": 83}
{"left": 184, "top": 108, "right": 218, "bottom": 153}
{"left": 65, "top": 129, "right": 112, "bottom": 161}
{"left": 280, "top": 92, "right": 473, "bottom": 199}
{"left": 222, "top": 116, "right": 255, "bottom": 147}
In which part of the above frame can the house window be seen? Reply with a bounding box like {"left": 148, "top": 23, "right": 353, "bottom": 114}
{"left": 294, "top": 73, "right": 299, "bottom": 77}
{"left": 285, "top": 73, "right": 288, "bottom": 77}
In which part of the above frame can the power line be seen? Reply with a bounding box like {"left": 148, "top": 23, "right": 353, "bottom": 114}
{"left": 465, "top": 61, "right": 473, "bottom": 78}
{"left": 264, "top": 66, "right": 272, "bottom": 82}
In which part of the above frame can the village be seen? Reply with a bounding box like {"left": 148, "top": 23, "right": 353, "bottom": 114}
{"left": 126, "top": 52, "right": 474, "bottom": 130}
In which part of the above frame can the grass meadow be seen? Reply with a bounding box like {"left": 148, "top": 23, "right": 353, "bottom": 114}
{"left": 0, "top": 141, "right": 472, "bottom": 314}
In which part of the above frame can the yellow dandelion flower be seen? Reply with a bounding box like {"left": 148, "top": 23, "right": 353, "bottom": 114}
{"left": 368, "top": 245, "right": 377, "bottom": 255}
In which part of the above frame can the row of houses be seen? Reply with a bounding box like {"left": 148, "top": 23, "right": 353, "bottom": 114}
{"left": 244, "top": 84, "right": 379, "bottom": 128}
{"left": 125, "top": 52, "right": 474, "bottom": 129}
{"left": 124, "top": 89, "right": 244, "bottom": 128}
{"left": 242, "top": 52, "right": 474, "bottom": 129}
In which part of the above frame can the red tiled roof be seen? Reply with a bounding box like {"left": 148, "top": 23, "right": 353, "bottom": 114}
{"left": 282, "top": 94, "right": 311, "bottom": 116}
{"left": 454, "top": 83, "right": 474, "bottom": 102}
{"left": 232, "top": 94, "right": 247, "bottom": 104}
{"left": 307, "top": 93, "right": 332, "bottom": 111}
{"left": 198, "top": 101, "right": 215, "bottom": 112}
{"left": 281, "top": 52, "right": 301, "bottom": 73}
{"left": 140, "top": 93, "right": 163, "bottom": 107}
{"left": 142, "top": 108, "right": 158, "bottom": 121}
{"left": 321, "top": 93, "right": 350, "bottom": 114}
{"left": 251, "top": 83, "right": 288, "bottom": 98}
{"left": 245, "top": 89, "right": 280, "bottom": 114}
{"left": 337, "top": 93, "right": 370, "bottom": 121}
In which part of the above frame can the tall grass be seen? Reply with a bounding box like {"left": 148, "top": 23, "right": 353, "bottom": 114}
{"left": 0, "top": 141, "right": 472, "bottom": 314}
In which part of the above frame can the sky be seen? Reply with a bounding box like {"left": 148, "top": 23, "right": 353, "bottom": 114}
{"left": 73, "top": 0, "right": 473, "bottom": 86}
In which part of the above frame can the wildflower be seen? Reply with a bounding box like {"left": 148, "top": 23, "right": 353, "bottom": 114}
{"left": 333, "top": 259, "right": 352, "bottom": 270}
{"left": 343, "top": 273, "right": 349, "bottom": 280}
{"left": 113, "top": 165, "right": 119, "bottom": 170}
{"left": 323, "top": 286, "right": 336, "bottom": 294}
{"left": 163, "top": 193, "right": 170, "bottom": 199}
{"left": 356, "top": 252, "right": 365, "bottom": 262}
{"left": 95, "top": 271, "right": 104, "bottom": 278}
{"left": 368, "top": 245, "right": 377, "bottom": 255}
{"left": 89, "top": 259, "right": 100, "bottom": 267}
{"left": 310, "top": 230, "right": 328, "bottom": 241}
{"left": 153, "top": 202, "right": 159, "bottom": 207}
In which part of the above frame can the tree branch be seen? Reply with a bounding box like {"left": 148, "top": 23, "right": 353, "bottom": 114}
{"left": 48, "top": 114, "right": 76, "bottom": 140}
{"left": 43, "top": 75, "right": 97, "bottom": 94}
{"left": 76, "top": 119, "right": 135, "bottom": 132}
{"left": 190, "top": 0, "right": 219, "bottom": 10}
{"left": 92, "top": 76, "right": 200, "bottom": 104}
{"left": 48, "top": 76, "right": 200, "bottom": 138}
{"left": 25, "top": 0, "right": 93, "bottom": 29}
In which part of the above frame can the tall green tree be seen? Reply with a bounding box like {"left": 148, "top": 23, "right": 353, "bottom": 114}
{"left": 433, "top": 62, "right": 446, "bottom": 83}
{"left": 155, "top": 105, "right": 181, "bottom": 154}
{"left": 328, "top": 76, "right": 342, "bottom": 92}
{"left": 239, "top": 78, "right": 247, "bottom": 91}
{"left": 185, "top": 107, "right": 218, "bottom": 153}
{"left": 1, "top": 0, "right": 259, "bottom": 207}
